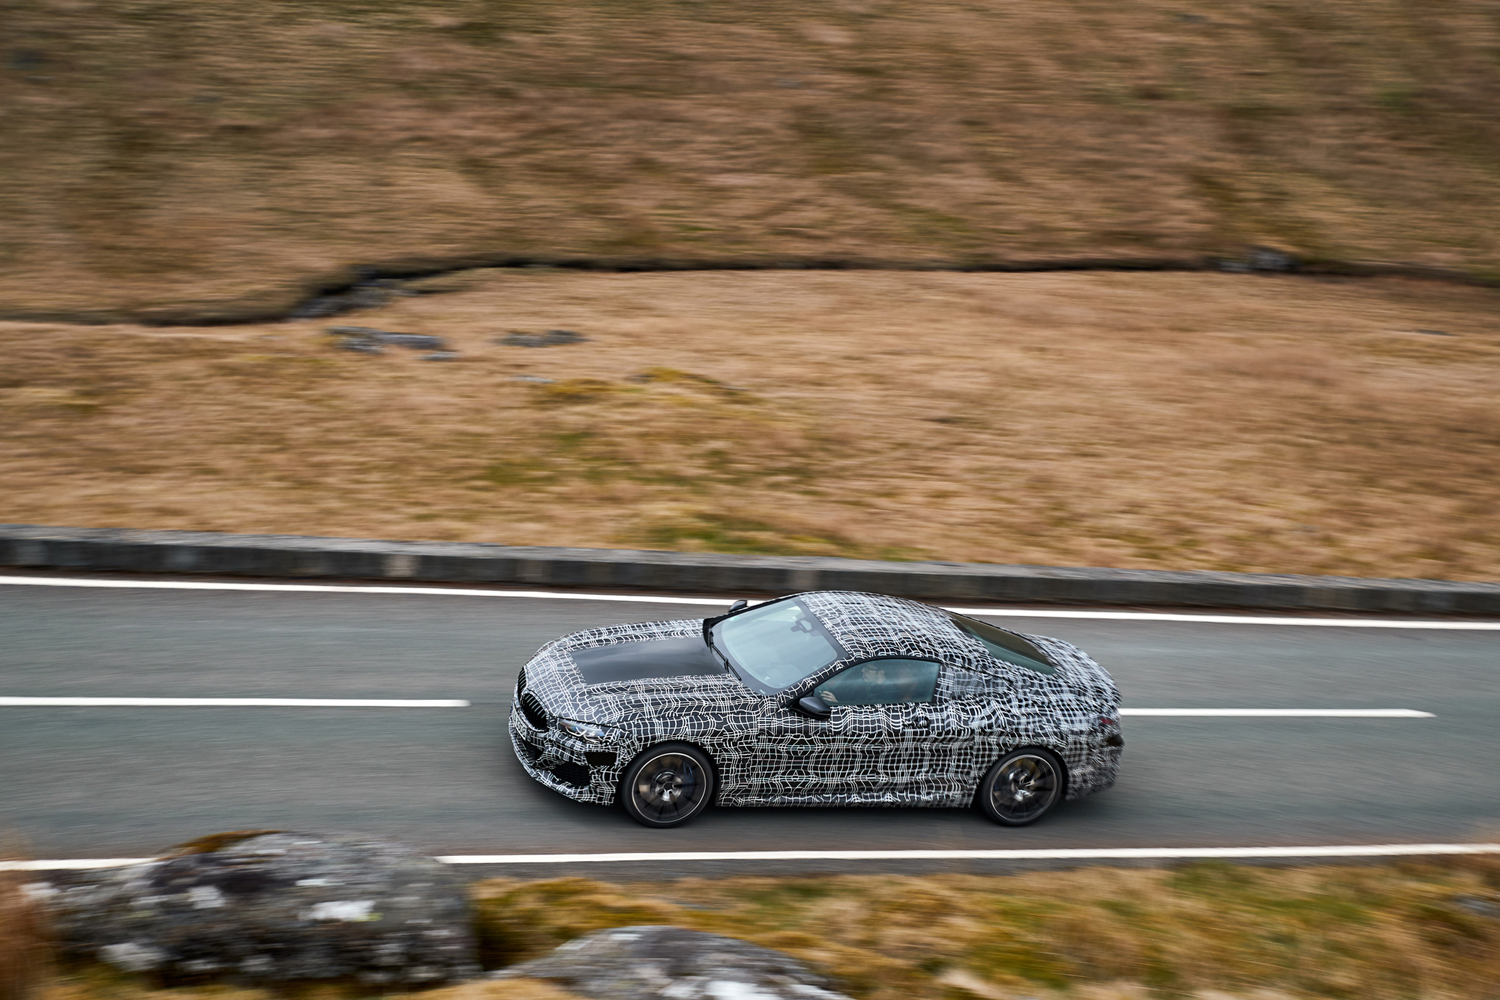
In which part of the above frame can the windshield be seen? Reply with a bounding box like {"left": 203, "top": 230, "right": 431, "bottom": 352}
{"left": 712, "top": 598, "right": 845, "bottom": 693}
{"left": 948, "top": 613, "right": 1056, "bottom": 675}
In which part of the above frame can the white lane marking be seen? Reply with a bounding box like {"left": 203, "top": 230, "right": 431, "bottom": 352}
{"left": 951, "top": 608, "right": 1500, "bottom": 629}
{"left": 438, "top": 843, "right": 1500, "bottom": 863}
{"left": 10, "top": 843, "right": 1498, "bottom": 871}
{"left": 1120, "top": 708, "right": 1434, "bottom": 718}
{"left": 6, "top": 859, "right": 156, "bottom": 870}
{"left": 0, "top": 698, "right": 1429, "bottom": 716}
{"left": 0, "top": 697, "right": 470, "bottom": 708}
{"left": 3, "top": 575, "right": 1498, "bottom": 629}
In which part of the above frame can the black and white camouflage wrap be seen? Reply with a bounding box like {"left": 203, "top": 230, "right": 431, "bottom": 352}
{"left": 509, "top": 592, "right": 1122, "bottom": 812}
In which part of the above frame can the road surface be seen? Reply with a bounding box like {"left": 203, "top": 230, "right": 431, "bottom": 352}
{"left": 2, "top": 574, "right": 1496, "bottom": 874}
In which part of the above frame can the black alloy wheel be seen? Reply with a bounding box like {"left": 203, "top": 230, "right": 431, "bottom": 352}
{"left": 619, "top": 742, "right": 715, "bottom": 828}
{"left": 978, "top": 748, "right": 1064, "bottom": 826}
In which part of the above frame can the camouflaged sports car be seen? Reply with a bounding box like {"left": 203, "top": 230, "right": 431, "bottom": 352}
{"left": 510, "top": 591, "right": 1123, "bottom": 828}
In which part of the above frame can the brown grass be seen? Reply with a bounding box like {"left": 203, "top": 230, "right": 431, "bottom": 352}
{"left": 3, "top": 270, "right": 1499, "bottom": 581}
{"left": 34, "top": 975, "right": 586, "bottom": 1000}
{"left": 0, "top": 867, "right": 49, "bottom": 1000}
{"left": 2, "top": 1, "right": 1499, "bottom": 320}
{"left": 466, "top": 861, "right": 1500, "bottom": 1000}
{"left": 31, "top": 861, "right": 1500, "bottom": 1000}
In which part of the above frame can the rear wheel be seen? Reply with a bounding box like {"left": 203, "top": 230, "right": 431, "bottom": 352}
{"left": 978, "top": 748, "right": 1064, "bottom": 826}
{"left": 619, "top": 742, "right": 715, "bottom": 828}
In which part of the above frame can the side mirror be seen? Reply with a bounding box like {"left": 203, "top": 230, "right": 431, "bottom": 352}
{"left": 794, "top": 695, "right": 832, "bottom": 720}
{"left": 727, "top": 599, "right": 748, "bottom": 613}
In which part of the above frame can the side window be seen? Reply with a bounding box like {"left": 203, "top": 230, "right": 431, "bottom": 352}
{"left": 814, "top": 658, "right": 940, "bottom": 706}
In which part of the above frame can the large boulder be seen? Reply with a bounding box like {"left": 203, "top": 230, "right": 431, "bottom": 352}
{"left": 494, "top": 925, "right": 849, "bottom": 1000}
{"left": 39, "top": 832, "right": 479, "bottom": 985}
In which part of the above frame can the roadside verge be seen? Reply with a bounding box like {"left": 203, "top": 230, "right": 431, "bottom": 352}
{"left": 3, "top": 524, "right": 1497, "bottom": 614}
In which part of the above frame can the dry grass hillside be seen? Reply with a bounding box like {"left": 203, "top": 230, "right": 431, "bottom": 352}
{"left": 3, "top": 0, "right": 1499, "bottom": 321}
{"left": 2, "top": 270, "right": 1497, "bottom": 580}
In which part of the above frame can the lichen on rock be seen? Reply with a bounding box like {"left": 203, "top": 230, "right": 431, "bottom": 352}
{"left": 39, "top": 832, "right": 479, "bottom": 985}
{"left": 493, "top": 925, "right": 848, "bottom": 1000}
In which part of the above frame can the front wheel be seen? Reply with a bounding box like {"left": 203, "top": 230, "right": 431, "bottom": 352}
{"left": 978, "top": 748, "right": 1064, "bottom": 826}
{"left": 619, "top": 742, "right": 715, "bottom": 828}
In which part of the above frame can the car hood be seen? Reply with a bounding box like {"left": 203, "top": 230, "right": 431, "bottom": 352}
{"left": 518, "top": 618, "right": 759, "bottom": 725}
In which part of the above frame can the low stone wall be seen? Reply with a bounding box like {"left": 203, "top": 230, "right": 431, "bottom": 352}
{"left": 3, "top": 524, "right": 1498, "bottom": 614}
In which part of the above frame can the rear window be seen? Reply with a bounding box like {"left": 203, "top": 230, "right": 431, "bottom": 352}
{"left": 948, "top": 613, "right": 1056, "bottom": 675}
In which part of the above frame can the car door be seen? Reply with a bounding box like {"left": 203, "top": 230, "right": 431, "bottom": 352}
{"left": 809, "top": 657, "right": 946, "bottom": 800}
{"left": 722, "top": 694, "right": 838, "bottom": 804}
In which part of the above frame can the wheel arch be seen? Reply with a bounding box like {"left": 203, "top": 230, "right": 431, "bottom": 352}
{"left": 971, "top": 742, "right": 1069, "bottom": 808}
{"left": 622, "top": 738, "right": 724, "bottom": 803}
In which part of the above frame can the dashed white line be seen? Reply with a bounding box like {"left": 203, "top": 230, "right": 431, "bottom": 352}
{"left": 8, "top": 843, "right": 1498, "bottom": 871}
{"left": 0, "top": 697, "right": 470, "bottom": 708}
{"left": 3, "top": 575, "right": 1498, "bottom": 629}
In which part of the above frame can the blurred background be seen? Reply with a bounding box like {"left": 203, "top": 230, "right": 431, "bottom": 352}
{"left": 2, "top": 0, "right": 1498, "bottom": 579}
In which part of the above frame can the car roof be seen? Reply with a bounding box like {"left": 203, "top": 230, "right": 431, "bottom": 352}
{"left": 797, "top": 590, "right": 971, "bottom": 663}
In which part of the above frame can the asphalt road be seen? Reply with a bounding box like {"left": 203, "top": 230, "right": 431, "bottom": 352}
{"left": 2, "top": 576, "right": 1497, "bottom": 872}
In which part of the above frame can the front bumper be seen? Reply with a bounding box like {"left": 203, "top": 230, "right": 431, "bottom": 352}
{"left": 509, "top": 701, "right": 624, "bottom": 806}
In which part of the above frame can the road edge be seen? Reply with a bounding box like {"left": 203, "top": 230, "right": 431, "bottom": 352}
{"left": 3, "top": 524, "right": 1498, "bottom": 614}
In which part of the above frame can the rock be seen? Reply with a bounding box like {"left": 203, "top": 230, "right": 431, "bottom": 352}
{"left": 292, "top": 271, "right": 417, "bottom": 319}
{"left": 1248, "top": 246, "right": 1297, "bottom": 272}
{"left": 1210, "top": 248, "right": 1297, "bottom": 274}
{"left": 421, "top": 351, "right": 459, "bottom": 361}
{"left": 1453, "top": 895, "right": 1500, "bottom": 918}
{"left": 497, "top": 329, "right": 588, "bottom": 347}
{"left": 380, "top": 333, "right": 447, "bottom": 350}
{"left": 39, "top": 832, "right": 479, "bottom": 985}
{"left": 509, "top": 375, "right": 555, "bottom": 384}
{"left": 493, "top": 925, "right": 849, "bottom": 1000}
{"left": 292, "top": 286, "right": 391, "bottom": 319}
{"left": 327, "top": 327, "right": 448, "bottom": 352}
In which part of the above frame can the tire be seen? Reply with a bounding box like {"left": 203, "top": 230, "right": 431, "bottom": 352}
{"left": 619, "top": 742, "right": 715, "bottom": 828}
{"left": 978, "top": 748, "right": 1064, "bottom": 826}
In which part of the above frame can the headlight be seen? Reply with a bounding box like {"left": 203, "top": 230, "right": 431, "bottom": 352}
{"left": 558, "top": 719, "right": 616, "bottom": 741}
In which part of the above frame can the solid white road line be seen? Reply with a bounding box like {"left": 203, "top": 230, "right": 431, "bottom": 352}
{"left": 0, "top": 697, "right": 470, "bottom": 708}
{"left": 950, "top": 608, "right": 1500, "bottom": 629}
{"left": 0, "top": 698, "right": 1430, "bottom": 716}
{"left": 437, "top": 843, "right": 1500, "bottom": 863}
{"left": 3, "top": 575, "right": 1499, "bottom": 629}
{"left": 7, "top": 859, "right": 156, "bottom": 871}
{"left": 1119, "top": 708, "right": 1434, "bottom": 718}
{"left": 9, "top": 843, "right": 1498, "bottom": 871}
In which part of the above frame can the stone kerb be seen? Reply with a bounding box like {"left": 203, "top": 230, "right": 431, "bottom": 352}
{"left": 2, "top": 524, "right": 1498, "bottom": 615}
